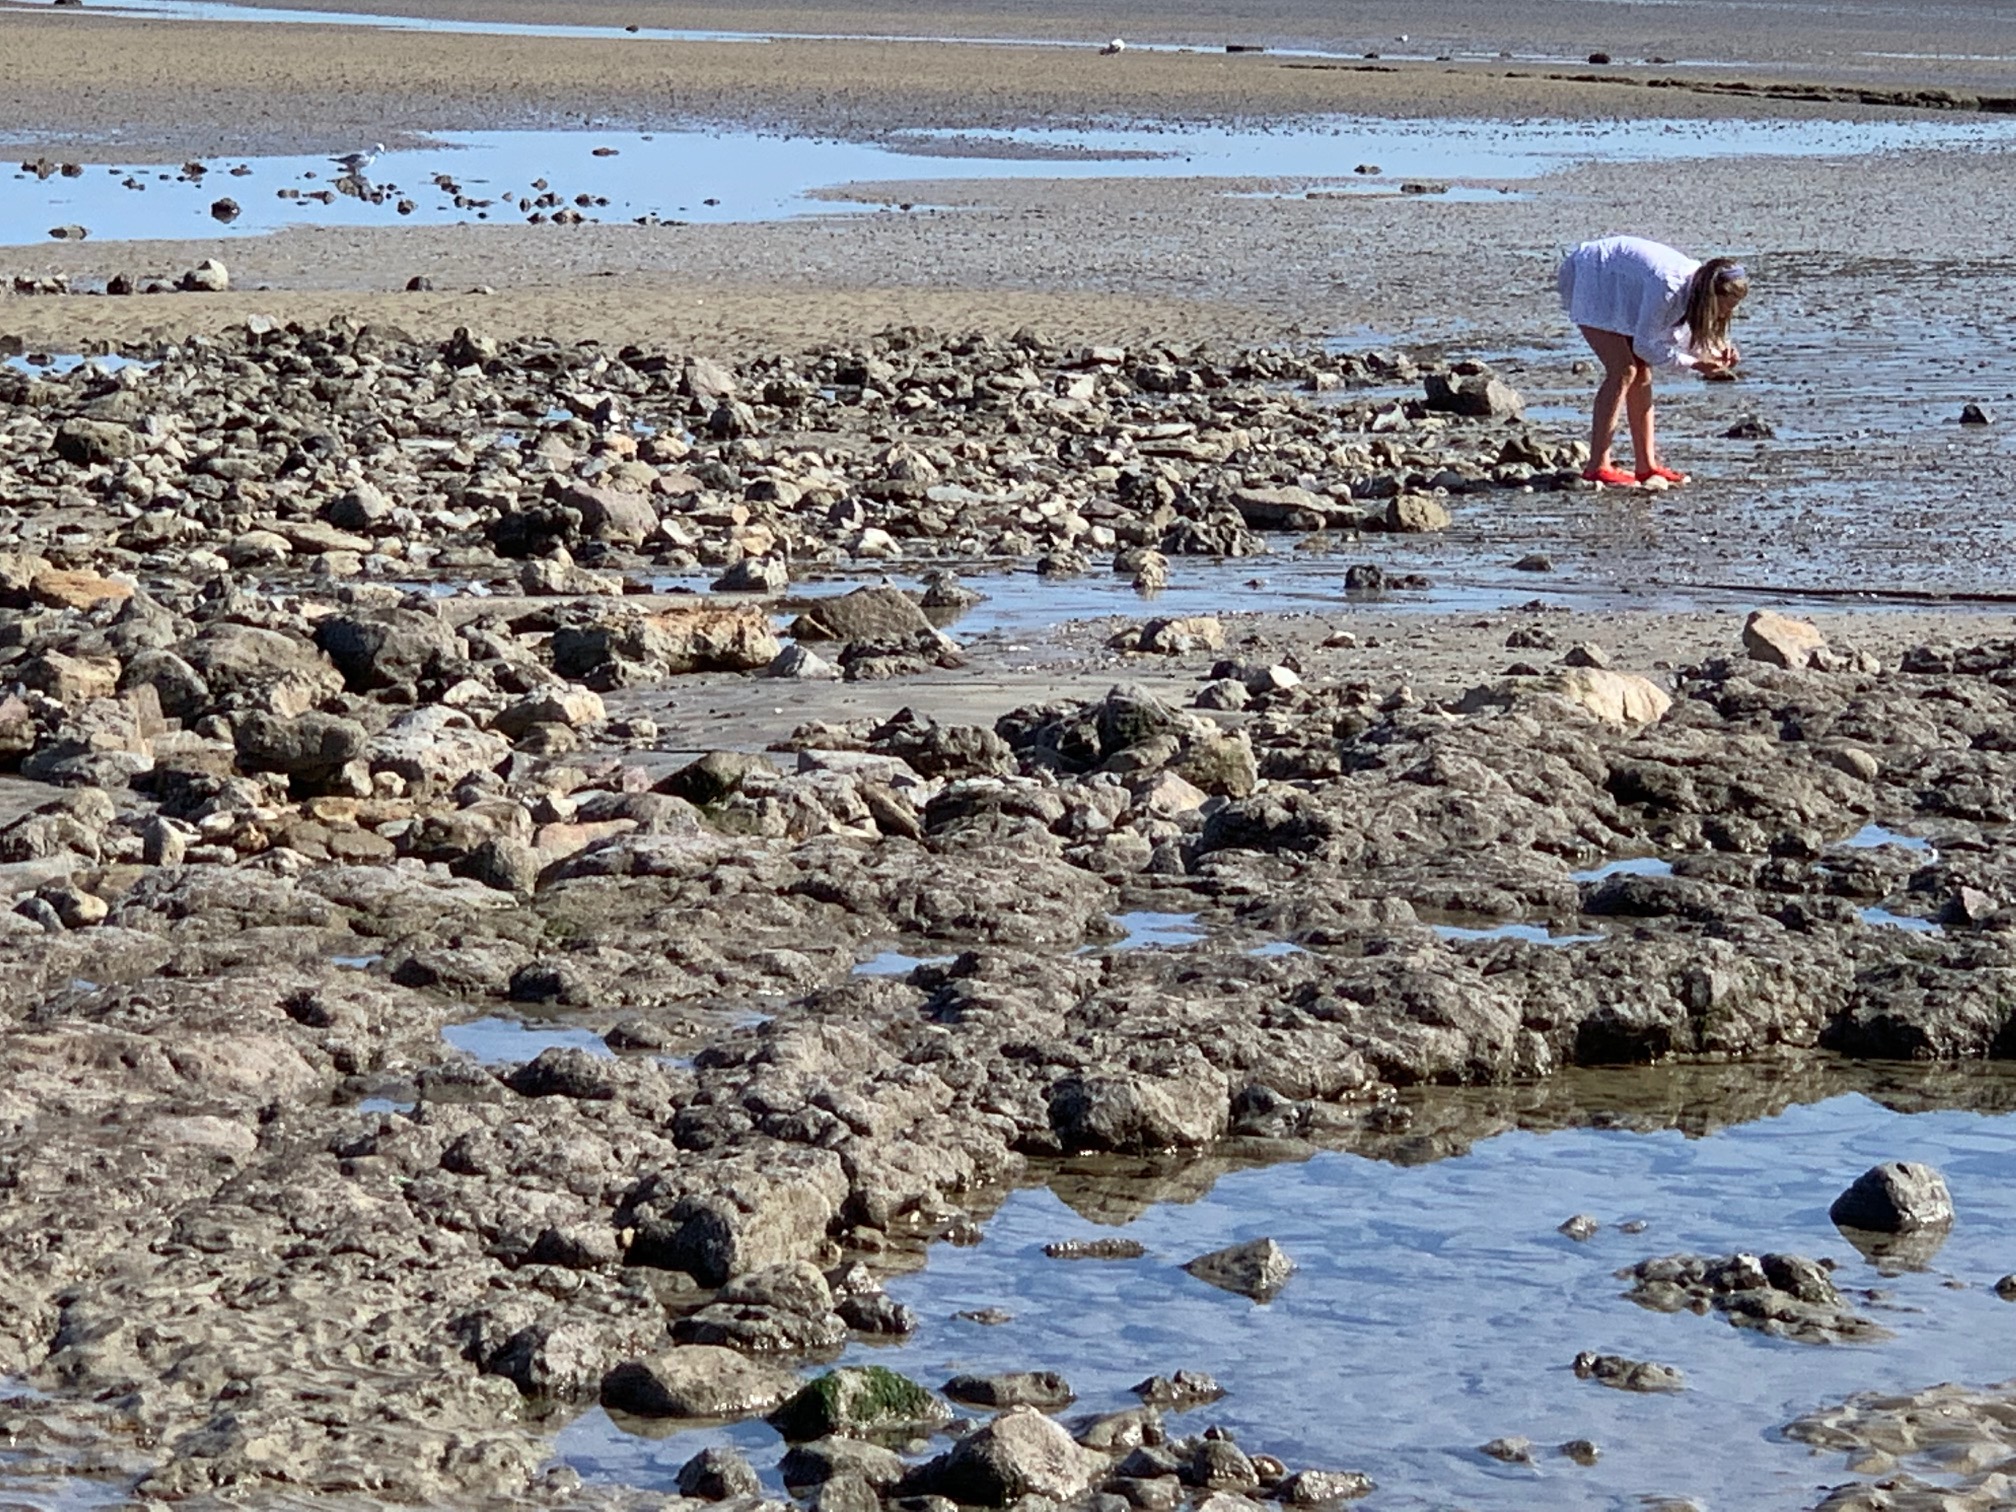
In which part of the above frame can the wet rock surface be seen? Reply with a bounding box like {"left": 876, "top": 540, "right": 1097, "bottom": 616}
{"left": 9, "top": 319, "right": 2016, "bottom": 1503}
{"left": 1619, "top": 1252, "right": 1885, "bottom": 1343}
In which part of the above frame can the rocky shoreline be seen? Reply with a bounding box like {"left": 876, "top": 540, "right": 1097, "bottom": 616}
{"left": 5, "top": 321, "right": 2016, "bottom": 1505}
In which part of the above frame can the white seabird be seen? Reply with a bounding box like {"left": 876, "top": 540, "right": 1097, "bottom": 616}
{"left": 331, "top": 143, "right": 385, "bottom": 175}
{"left": 1100, "top": 37, "right": 1125, "bottom": 54}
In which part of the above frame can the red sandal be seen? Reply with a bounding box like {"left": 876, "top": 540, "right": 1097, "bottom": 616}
{"left": 1581, "top": 464, "right": 1638, "bottom": 487}
{"left": 1637, "top": 464, "right": 1690, "bottom": 485}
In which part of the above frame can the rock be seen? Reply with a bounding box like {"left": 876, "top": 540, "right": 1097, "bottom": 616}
{"left": 658, "top": 751, "right": 767, "bottom": 806}
{"left": 48, "top": 224, "right": 87, "bottom": 240}
{"left": 1559, "top": 1440, "right": 1600, "bottom": 1466}
{"left": 1182, "top": 1237, "right": 1295, "bottom": 1302}
{"left": 944, "top": 1371, "right": 1075, "bottom": 1410}
{"left": 1961, "top": 402, "right": 1993, "bottom": 425}
{"left": 902, "top": 1405, "right": 1102, "bottom": 1506}
{"left": 1277, "top": 1470, "right": 1375, "bottom": 1503}
{"left": 1619, "top": 1252, "right": 1885, "bottom": 1344}
{"left": 493, "top": 689, "right": 605, "bottom": 738}
{"left": 781, "top": 1437, "right": 908, "bottom": 1492}
{"left": 1559, "top": 1214, "right": 1600, "bottom": 1241}
{"left": 768, "top": 1366, "right": 951, "bottom": 1441}
{"left": 464, "top": 837, "right": 543, "bottom": 894}
{"left": 1561, "top": 642, "right": 1609, "bottom": 669}
{"left": 764, "top": 644, "right": 841, "bottom": 680}
{"left": 1742, "top": 609, "right": 1829, "bottom": 670}
{"left": 313, "top": 609, "right": 458, "bottom": 691}
{"left": 790, "top": 586, "right": 933, "bottom": 642}
{"left": 714, "top": 556, "right": 788, "bottom": 593}
{"left": 677, "top": 1446, "right": 761, "bottom": 1500}
{"left": 1383, "top": 493, "right": 1450, "bottom": 533}
{"left": 1572, "top": 1351, "right": 1685, "bottom": 1392}
{"left": 1228, "top": 486, "right": 1353, "bottom": 530}
{"left": 1829, "top": 1162, "right": 1954, "bottom": 1234}
{"left": 53, "top": 418, "right": 137, "bottom": 465}
{"left": 1049, "top": 1065, "right": 1229, "bottom": 1153}
{"left": 1136, "top": 615, "right": 1224, "bottom": 655}
{"left": 366, "top": 706, "right": 510, "bottom": 792}
{"left": 18, "top": 651, "right": 119, "bottom": 706}
{"left": 600, "top": 1346, "right": 799, "bottom": 1418}
{"left": 1423, "top": 372, "right": 1524, "bottom": 418}
{"left": 210, "top": 197, "right": 240, "bottom": 222}
{"left": 1185, "top": 1443, "right": 1249, "bottom": 1491}
{"left": 30, "top": 569, "right": 132, "bottom": 609}
{"left": 1512, "top": 553, "right": 1554, "bottom": 572}
{"left": 233, "top": 710, "right": 368, "bottom": 785}
{"left": 1550, "top": 667, "right": 1672, "bottom": 725}
{"left": 1479, "top": 1437, "right": 1532, "bottom": 1464}
{"left": 1133, "top": 1371, "right": 1224, "bottom": 1408}
{"left": 556, "top": 480, "right": 659, "bottom": 545}
{"left": 1043, "top": 1237, "right": 1148, "bottom": 1260}
{"left": 180, "top": 258, "right": 229, "bottom": 292}
{"left": 1724, "top": 416, "right": 1776, "bottom": 440}
{"left": 325, "top": 483, "right": 394, "bottom": 532}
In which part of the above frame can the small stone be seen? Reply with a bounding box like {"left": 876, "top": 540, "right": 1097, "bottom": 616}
{"left": 1558, "top": 1214, "right": 1600, "bottom": 1241}
{"left": 1961, "top": 402, "right": 1993, "bottom": 425}
{"left": 1043, "top": 1237, "right": 1147, "bottom": 1261}
{"left": 1829, "top": 1162, "right": 1954, "bottom": 1235}
{"left": 209, "top": 197, "right": 240, "bottom": 222}
{"left": 764, "top": 643, "right": 841, "bottom": 680}
{"left": 1182, "top": 1237, "right": 1295, "bottom": 1302}
{"left": 944, "top": 1371, "right": 1075, "bottom": 1410}
{"left": 1571, "top": 1351, "right": 1685, "bottom": 1393}
{"left": 956, "top": 1308, "right": 1014, "bottom": 1326}
{"left": 1561, "top": 642, "right": 1610, "bottom": 669}
{"left": 1723, "top": 415, "right": 1776, "bottom": 440}
{"left": 1512, "top": 553, "right": 1553, "bottom": 572}
{"left": 1558, "top": 1439, "right": 1601, "bottom": 1466}
{"left": 1480, "top": 1437, "right": 1532, "bottom": 1464}
{"left": 676, "top": 1446, "right": 761, "bottom": 1501}
{"left": 1132, "top": 1370, "right": 1224, "bottom": 1408}
{"left": 1994, "top": 1275, "right": 2016, "bottom": 1300}
{"left": 1276, "top": 1469, "right": 1375, "bottom": 1503}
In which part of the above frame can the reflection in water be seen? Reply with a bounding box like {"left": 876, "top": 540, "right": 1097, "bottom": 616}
{"left": 559, "top": 1062, "right": 2016, "bottom": 1509}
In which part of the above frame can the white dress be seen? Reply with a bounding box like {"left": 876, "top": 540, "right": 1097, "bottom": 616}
{"left": 1556, "top": 236, "right": 1703, "bottom": 370}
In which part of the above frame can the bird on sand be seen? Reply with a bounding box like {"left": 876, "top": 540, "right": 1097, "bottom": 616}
{"left": 1100, "top": 37, "right": 1125, "bottom": 53}
{"left": 331, "top": 144, "right": 385, "bottom": 175}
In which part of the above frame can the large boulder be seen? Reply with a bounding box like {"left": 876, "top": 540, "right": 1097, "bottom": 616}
{"left": 233, "top": 710, "right": 368, "bottom": 786}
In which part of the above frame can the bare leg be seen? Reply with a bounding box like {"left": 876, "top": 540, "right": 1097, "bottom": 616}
{"left": 1578, "top": 325, "right": 1636, "bottom": 469}
{"left": 1625, "top": 364, "right": 1657, "bottom": 473}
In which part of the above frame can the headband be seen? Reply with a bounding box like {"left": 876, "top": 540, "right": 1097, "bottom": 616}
{"left": 1716, "top": 263, "right": 1748, "bottom": 285}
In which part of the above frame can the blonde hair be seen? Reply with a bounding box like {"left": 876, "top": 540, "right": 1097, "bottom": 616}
{"left": 1685, "top": 257, "right": 1749, "bottom": 361}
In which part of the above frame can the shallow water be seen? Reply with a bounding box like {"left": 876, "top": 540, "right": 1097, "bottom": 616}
{"left": 440, "top": 1014, "right": 614, "bottom": 1064}
{"left": 560, "top": 1086, "right": 2016, "bottom": 1509}
{"left": 1098, "top": 910, "right": 1206, "bottom": 950}
{"left": 852, "top": 948, "right": 956, "bottom": 976}
{"left": 12, "top": 114, "right": 2016, "bottom": 245}
{"left": 1433, "top": 920, "right": 1605, "bottom": 945}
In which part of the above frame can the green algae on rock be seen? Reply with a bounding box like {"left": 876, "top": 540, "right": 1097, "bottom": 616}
{"left": 767, "top": 1365, "right": 952, "bottom": 1441}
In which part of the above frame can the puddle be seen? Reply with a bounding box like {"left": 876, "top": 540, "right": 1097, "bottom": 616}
{"left": 1841, "top": 823, "right": 1936, "bottom": 854}
{"left": 1249, "top": 939, "right": 1310, "bottom": 957}
{"left": 330, "top": 952, "right": 383, "bottom": 970}
{"left": 1570, "top": 857, "right": 1676, "bottom": 883}
{"left": 559, "top": 1085, "right": 2016, "bottom": 1509}
{"left": 14, "top": 115, "right": 2016, "bottom": 245}
{"left": 1859, "top": 906, "right": 1944, "bottom": 936}
{"left": 852, "top": 950, "right": 956, "bottom": 977}
{"left": 1095, "top": 911, "right": 1206, "bottom": 951}
{"left": 355, "top": 1096, "right": 413, "bottom": 1115}
{"left": 440, "top": 1015, "right": 615, "bottom": 1065}
{"left": 1433, "top": 921, "right": 1605, "bottom": 946}
{"left": 2, "top": 353, "right": 154, "bottom": 376}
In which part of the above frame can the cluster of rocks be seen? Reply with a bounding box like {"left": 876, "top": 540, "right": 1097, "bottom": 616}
{"left": 10, "top": 321, "right": 2016, "bottom": 1501}
{"left": 628, "top": 1361, "right": 1377, "bottom": 1512}
{"left": 1789, "top": 1378, "right": 2016, "bottom": 1511}
{"left": 1618, "top": 1252, "right": 1883, "bottom": 1343}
